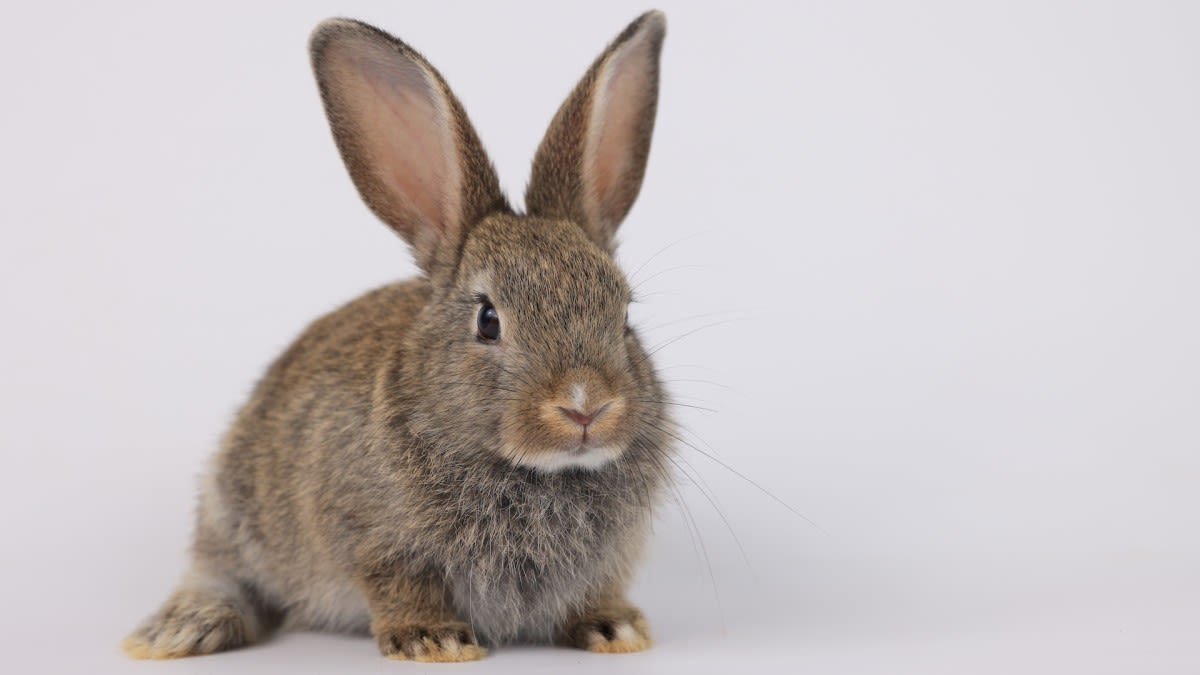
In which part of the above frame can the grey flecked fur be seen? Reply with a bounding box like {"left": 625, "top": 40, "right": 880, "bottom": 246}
{"left": 124, "top": 11, "right": 672, "bottom": 662}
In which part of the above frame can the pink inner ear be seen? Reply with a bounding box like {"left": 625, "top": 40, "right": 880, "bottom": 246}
{"left": 329, "top": 36, "right": 461, "bottom": 249}
{"left": 359, "top": 54, "right": 450, "bottom": 235}
{"left": 584, "top": 31, "right": 655, "bottom": 228}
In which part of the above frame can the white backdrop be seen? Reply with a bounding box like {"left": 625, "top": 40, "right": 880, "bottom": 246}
{"left": 2, "top": 1, "right": 1197, "bottom": 673}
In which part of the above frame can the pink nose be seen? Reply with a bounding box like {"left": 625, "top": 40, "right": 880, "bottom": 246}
{"left": 559, "top": 407, "right": 596, "bottom": 428}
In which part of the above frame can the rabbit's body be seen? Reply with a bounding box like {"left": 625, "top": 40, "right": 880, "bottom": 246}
{"left": 202, "top": 269, "right": 665, "bottom": 643}
{"left": 126, "top": 12, "right": 672, "bottom": 663}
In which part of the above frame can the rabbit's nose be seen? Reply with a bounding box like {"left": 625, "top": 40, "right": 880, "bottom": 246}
{"left": 557, "top": 403, "right": 611, "bottom": 429}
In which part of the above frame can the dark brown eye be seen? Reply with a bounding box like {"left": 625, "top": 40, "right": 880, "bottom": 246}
{"left": 477, "top": 302, "right": 500, "bottom": 342}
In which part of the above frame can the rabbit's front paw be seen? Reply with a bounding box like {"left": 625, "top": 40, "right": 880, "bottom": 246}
{"left": 376, "top": 622, "right": 487, "bottom": 662}
{"left": 564, "top": 610, "right": 652, "bottom": 654}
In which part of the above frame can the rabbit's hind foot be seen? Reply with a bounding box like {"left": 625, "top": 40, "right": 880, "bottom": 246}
{"left": 122, "top": 584, "right": 261, "bottom": 659}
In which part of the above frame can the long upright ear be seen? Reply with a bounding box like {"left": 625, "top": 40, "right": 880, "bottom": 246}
{"left": 525, "top": 11, "right": 666, "bottom": 252}
{"left": 310, "top": 19, "right": 509, "bottom": 273}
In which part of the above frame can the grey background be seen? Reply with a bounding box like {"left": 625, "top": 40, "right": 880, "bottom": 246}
{"left": 2, "top": 1, "right": 1197, "bottom": 672}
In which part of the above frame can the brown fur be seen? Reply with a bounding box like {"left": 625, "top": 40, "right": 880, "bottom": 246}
{"left": 124, "top": 11, "right": 671, "bottom": 662}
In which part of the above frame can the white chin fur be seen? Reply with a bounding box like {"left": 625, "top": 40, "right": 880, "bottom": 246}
{"left": 513, "top": 445, "right": 622, "bottom": 473}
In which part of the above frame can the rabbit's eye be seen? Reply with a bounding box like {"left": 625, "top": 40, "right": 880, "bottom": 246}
{"left": 477, "top": 302, "right": 501, "bottom": 342}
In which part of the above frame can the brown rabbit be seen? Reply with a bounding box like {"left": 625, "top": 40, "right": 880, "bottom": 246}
{"left": 122, "top": 10, "right": 674, "bottom": 663}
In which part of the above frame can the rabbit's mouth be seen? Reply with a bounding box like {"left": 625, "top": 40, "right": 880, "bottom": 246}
{"left": 517, "top": 442, "right": 624, "bottom": 473}
{"left": 566, "top": 437, "right": 614, "bottom": 457}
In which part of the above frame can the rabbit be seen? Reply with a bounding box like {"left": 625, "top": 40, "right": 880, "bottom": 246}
{"left": 122, "top": 10, "right": 673, "bottom": 663}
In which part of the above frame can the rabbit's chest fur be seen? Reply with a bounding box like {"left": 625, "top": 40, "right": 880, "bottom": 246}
{"left": 403, "top": 456, "right": 654, "bottom": 643}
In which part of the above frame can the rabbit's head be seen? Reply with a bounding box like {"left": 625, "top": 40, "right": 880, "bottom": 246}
{"left": 310, "top": 13, "right": 670, "bottom": 472}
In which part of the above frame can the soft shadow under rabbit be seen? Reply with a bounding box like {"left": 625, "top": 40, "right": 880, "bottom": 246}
{"left": 123, "top": 11, "right": 675, "bottom": 663}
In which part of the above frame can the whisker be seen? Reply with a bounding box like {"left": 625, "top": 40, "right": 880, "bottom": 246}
{"left": 640, "top": 309, "right": 749, "bottom": 334}
{"left": 627, "top": 289, "right": 687, "bottom": 302}
{"left": 660, "top": 378, "right": 735, "bottom": 391}
{"left": 664, "top": 451, "right": 754, "bottom": 575}
{"left": 643, "top": 447, "right": 725, "bottom": 630}
{"left": 655, "top": 364, "right": 730, "bottom": 376}
{"left": 647, "top": 419, "right": 829, "bottom": 536}
{"left": 630, "top": 398, "right": 718, "bottom": 414}
{"left": 630, "top": 264, "right": 712, "bottom": 294}
{"left": 632, "top": 318, "right": 742, "bottom": 371}
{"left": 624, "top": 231, "right": 711, "bottom": 287}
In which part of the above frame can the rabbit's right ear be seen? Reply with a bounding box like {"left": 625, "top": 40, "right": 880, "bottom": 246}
{"left": 310, "top": 20, "right": 509, "bottom": 273}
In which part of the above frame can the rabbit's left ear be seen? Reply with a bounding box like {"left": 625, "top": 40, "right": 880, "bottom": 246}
{"left": 525, "top": 11, "right": 666, "bottom": 252}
